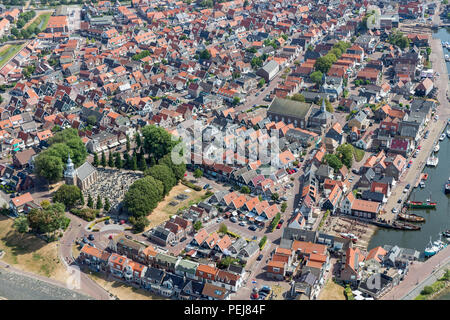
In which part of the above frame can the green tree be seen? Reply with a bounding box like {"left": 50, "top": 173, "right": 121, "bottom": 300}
{"left": 258, "top": 78, "right": 265, "bottom": 88}
{"left": 129, "top": 216, "right": 149, "bottom": 232}
{"left": 310, "top": 70, "right": 323, "bottom": 86}
{"left": 219, "top": 223, "right": 228, "bottom": 234}
{"left": 193, "top": 168, "right": 203, "bottom": 179}
{"left": 158, "top": 153, "right": 185, "bottom": 181}
{"left": 48, "top": 128, "right": 87, "bottom": 166}
{"left": 87, "top": 115, "right": 97, "bottom": 126}
{"left": 126, "top": 135, "right": 131, "bottom": 152}
{"left": 131, "top": 154, "right": 138, "bottom": 171}
{"left": 199, "top": 49, "right": 211, "bottom": 60}
{"left": 144, "top": 164, "right": 177, "bottom": 196}
{"left": 96, "top": 195, "right": 103, "bottom": 210}
{"left": 124, "top": 176, "right": 164, "bottom": 217}
{"left": 27, "top": 202, "right": 69, "bottom": 236}
{"left": 232, "top": 96, "right": 241, "bottom": 105}
{"left": 114, "top": 152, "right": 123, "bottom": 169}
{"left": 101, "top": 151, "right": 107, "bottom": 167}
{"left": 271, "top": 193, "right": 279, "bottom": 201}
{"left": 34, "top": 153, "right": 64, "bottom": 183}
{"left": 53, "top": 184, "right": 82, "bottom": 208}
{"left": 108, "top": 151, "right": 114, "bottom": 167}
{"left": 14, "top": 214, "right": 29, "bottom": 233}
{"left": 104, "top": 198, "right": 110, "bottom": 212}
{"left": 336, "top": 144, "right": 354, "bottom": 168}
{"left": 240, "top": 186, "right": 251, "bottom": 194}
{"left": 281, "top": 202, "right": 287, "bottom": 212}
{"left": 141, "top": 125, "right": 177, "bottom": 162}
{"left": 135, "top": 133, "right": 142, "bottom": 148}
{"left": 193, "top": 220, "right": 203, "bottom": 231}
{"left": 87, "top": 194, "right": 94, "bottom": 209}
{"left": 323, "top": 154, "right": 343, "bottom": 171}
{"left": 93, "top": 152, "right": 99, "bottom": 167}
{"left": 291, "top": 93, "right": 306, "bottom": 102}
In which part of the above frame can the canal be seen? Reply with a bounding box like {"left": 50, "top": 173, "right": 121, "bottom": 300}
{"left": 368, "top": 28, "right": 450, "bottom": 254}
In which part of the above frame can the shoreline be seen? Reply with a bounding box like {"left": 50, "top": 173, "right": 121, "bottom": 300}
{"left": 431, "top": 284, "right": 450, "bottom": 300}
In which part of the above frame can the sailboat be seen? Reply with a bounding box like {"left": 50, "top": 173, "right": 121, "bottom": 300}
{"left": 424, "top": 235, "right": 447, "bottom": 258}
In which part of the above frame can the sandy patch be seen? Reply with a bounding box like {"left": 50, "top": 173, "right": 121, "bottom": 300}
{"left": 318, "top": 279, "right": 346, "bottom": 300}
{"left": 146, "top": 183, "right": 206, "bottom": 230}
{"left": 0, "top": 215, "right": 69, "bottom": 281}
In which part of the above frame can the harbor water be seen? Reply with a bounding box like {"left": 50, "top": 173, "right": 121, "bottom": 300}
{"left": 368, "top": 28, "right": 450, "bottom": 254}
{"left": 368, "top": 131, "right": 450, "bottom": 253}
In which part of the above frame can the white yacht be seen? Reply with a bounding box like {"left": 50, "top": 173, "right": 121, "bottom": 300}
{"left": 446, "top": 54, "right": 450, "bottom": 62}
{"left": 426, "top": 156, "right": 439, "bottom": 167}
{"left": 434, "top": 143, "right": 440, "bottom": 153}
{"left": 439, "top": 133, "right": 446, "bottom": 141}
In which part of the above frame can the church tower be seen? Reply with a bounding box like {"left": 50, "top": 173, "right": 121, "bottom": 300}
{"left": 64, "top": 154, "right": 77, "bottom": 186}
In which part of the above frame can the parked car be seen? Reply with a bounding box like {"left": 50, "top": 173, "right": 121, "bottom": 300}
{"left": 249, "top": 225, "right": 257, "bottom": 231}
{"left": 259, "top": 286, "right": 272, "bottom": 294}
{"left": 203, "top": 184, "right": 210, "bottom": 189}
{"left": 257, "top": 254, "right": 263, "bottom": 261}
{"left": 125, "top": 235, "right": 132, "bottom": 240}
{"left": 230, "top": 217, "right": 237, "bottom": 223}
{"left": 88, "top": 234, "right": 95, "bottom": 241}
{"left": 252, "top": 236, "right": 258, "bottom": 240}
{"left": 392, "top": 208, "right": 398, "bottom": 214}
{"left": 239, "top": 221, "right": 246, "bottom": 227}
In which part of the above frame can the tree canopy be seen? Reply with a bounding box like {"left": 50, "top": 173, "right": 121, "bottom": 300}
{"left": 53, "top": 184, "right": 82, "bottom": 208}
{"left": 144, "top": 164, "right": 177, "bottom": 196}
{"left": 124, "top": 176, "right": 164, "bottom": 217}
{"left": 141, "top": 125, "right": 178, "bottom": 163}
{"left": 27, "top": 202, "right": 69, "bottom": 235}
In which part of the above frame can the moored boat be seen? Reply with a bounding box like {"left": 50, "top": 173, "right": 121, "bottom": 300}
{"left": 426, "top": 156, "right": 439, "bottom": 167}
{"left": 407, "top": 200, "right": 437, "bottom": 209}
{"left": 398, "top": 212, "right": 426, "bottom": 223}
{"left": 442, "top": 230, "right": 450, "bottom": 238}
{"left": 424, "top": 236, "right": 447, "bottom": 258}
{"left": 434, "top": 144, "right": 440, "bottom": 152}
{"left": 439, "top": 133, "right": 445, "bottom": 141}
{"left": 445, "top": 182, "right": 450, "bottom": 194}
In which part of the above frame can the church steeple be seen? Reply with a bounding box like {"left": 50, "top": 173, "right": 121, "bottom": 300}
{"left": 64, "top": 153, "right": 76, "bottom": 185}
{"left": 321, "top": 98, "right": 326, "bottom": 113}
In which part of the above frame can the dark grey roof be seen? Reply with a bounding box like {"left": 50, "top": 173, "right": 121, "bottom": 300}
{"left": 76, "top": 161, "right": 96, "bottom": 181}
{"left": 268, "top": 97, "right": 312, "bottom": 119}
{"left": 361, "top": 190, "right": 385, "bottom": 203}
{"left": 144, "top": 267, "right": 165, "bottom": 282}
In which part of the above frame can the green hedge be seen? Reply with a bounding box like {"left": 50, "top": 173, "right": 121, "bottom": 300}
{"left": 181, "top": 178, "right": 202, "bottom": 191}
{"left": 259, "top": 236, "right": 268, "bottom": 249}
{"left": 70, "top": 208, "right": 99, "bottom": 221}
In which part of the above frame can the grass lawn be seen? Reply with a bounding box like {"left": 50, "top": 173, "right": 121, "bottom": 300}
{"left": 27, "top": 12, "right": 52, "bottom": 32}
{"left": 0, "top": 44, "right": 24, "bottom": 69}
{"left": 88, "top": 271, "right": 168, "bottom": 300}
{"left": 318, "top": 279, "right": 346, "bottom": 300}
{"left": 353, "top": 146, "right": 365, "bottom": 162}
{"left": 0, "top": 215, "right": 69, "bottom": 281}
{"left": 145, "top": 183, "right": 207, "bottom": 230}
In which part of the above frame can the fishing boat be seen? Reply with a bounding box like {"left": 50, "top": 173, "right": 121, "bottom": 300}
{"left": 424, "top": 236, "right": 447, "bottom": 258}
{"left": 391, "top": 221, "right": 421, "bottom": 230}
{"left": 407, "top": 200, "right": 436, "bottom": 209}
{"left": 339, "top": 233, "right": 358, "bottom": 243}
{"left": 434, "top": 143, "right": 440, "bottom": 152}
{"left": 426, "top": 156, "right": 439, "bottom": 167}
{"left": 397, "top": 212, "right": 426, "bottom": 223}
{"left": 439, "top": 133, "right": 446, "bottom": 141}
